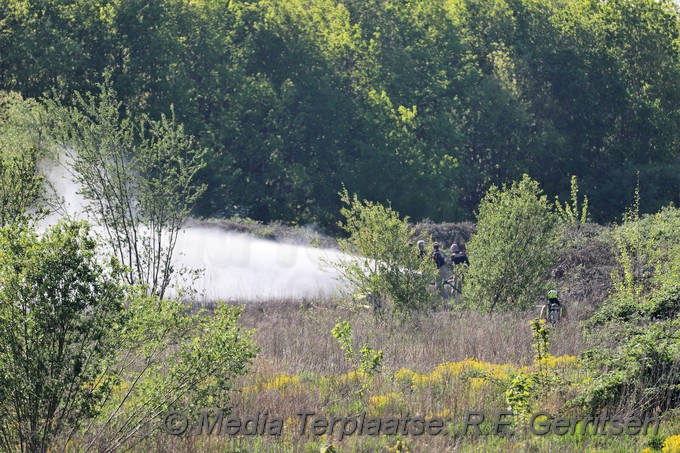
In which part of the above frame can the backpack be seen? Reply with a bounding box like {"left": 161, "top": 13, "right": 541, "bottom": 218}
{"left": 432, "top": 250, "right": 446, "bottom": 268}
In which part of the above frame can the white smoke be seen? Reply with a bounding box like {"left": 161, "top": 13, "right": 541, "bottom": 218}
{"left": 42, "top": 160, "right": 346, "bottom": 302}
{"left": 174, "top": 228, "right": 345, "bottom": 301}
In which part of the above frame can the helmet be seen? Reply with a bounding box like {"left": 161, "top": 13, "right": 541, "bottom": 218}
{"left": 433, "top": 242, "right": 440, "bottom": 249}
{"left": 547, "top": 290, "right": 558, "bottom": 300}
{"left": 450, "top": 243, "right": 459, "bottom": 253}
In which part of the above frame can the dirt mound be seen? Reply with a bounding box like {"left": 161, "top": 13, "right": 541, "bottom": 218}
{"left": 413, "top": 220, "right": 476, "bottom": 249}
{"left": 550, "top": 224, "right": 616, "bottom": 315}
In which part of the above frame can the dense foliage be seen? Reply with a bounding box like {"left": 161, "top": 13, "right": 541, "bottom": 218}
{"left": 1, "top": 0, "right": 678, "bottom": 228}
{"left": 336, "top": 188, "right": 438, "bottom": 315}
{"left": 0, "top": 90, "right": 257, "bottom": 452}
{"left": 464, "top": 175, "right": 558, "bottom": 312}
{"left": 0, "top": 93, "right": 51, "bottom": 227}
{"left": 581, "top": 205, "right": 680, "bottom": 416}
{"left": 0, "top": 221, "right": 124, "bottom": 452}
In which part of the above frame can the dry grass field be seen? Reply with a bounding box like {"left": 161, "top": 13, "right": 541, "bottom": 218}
{"left": 137, "top": 296, "right": 676, "bottom": 453}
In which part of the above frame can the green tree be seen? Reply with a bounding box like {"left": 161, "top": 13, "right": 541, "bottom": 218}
{"left": 0, "top": 92, "right": 53, "bottom": 226}
{"left": 0, "top": 220, "right": 125, "bottom": 453}
{"left": 335, "top": 188, "right": 437, "bottom": 316}
{"left": 464, "top": 174, "right": 558, "bottom": 312}
{"left": 1, "top": 0, "right": 679, "bottom": 227}
{"left": 0, "top": 220, "right": 258, "bottom": 452}
{"left": 44, "top": 82, "right": 206, "bottom": 298}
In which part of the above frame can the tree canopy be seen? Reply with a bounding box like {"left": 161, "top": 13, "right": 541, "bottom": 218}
{"left": 1, "top": 0, "right": 679, "bottom": 228}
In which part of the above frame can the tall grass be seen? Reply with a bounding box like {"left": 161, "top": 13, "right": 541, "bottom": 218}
{"left": 238, "top": 301, "right": 587, "bottom": 375}
{"left": 89, "top": 297, "right": 672, "bottom": 452}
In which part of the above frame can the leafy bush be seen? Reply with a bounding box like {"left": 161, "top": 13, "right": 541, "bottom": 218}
{"left": 0, "top": 217, "right": 258, "bottom": 452}
{"left": 580, "top": 286, "right": 680, "bottom": 416}
{"left": 331, "top": 320, "right": 383, "bottom": 376}
{"left": 0, "top": 220, "right": 125, "bottom": 452}
{"left": 335, "top": 188, "right": 437, "bottom": 315}
{"left": 86, "top": 297, "right": 258, "bottom": 450}
{"left": 554, "top": 175, "right": 589, "bottom": 231}
{"left": 463, "top": 175, "right": 558, "bottom": 312}
{"left": 0, "top": 93, "right": 52, "bottom": 226}
{"left": 579, "top": 205, "right": 680, "bottom": 415}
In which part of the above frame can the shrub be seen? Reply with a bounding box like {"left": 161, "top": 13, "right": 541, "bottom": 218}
{"left": 0, "top": 220, "right": 125, "bottom": 452}
{"left": 579, "top": 205, "right": 680, "bottom": 415}
{"left": 0, "top": 221, "right": 258, "bottom": 452}
{"left": 335, "top": 188, "right": 437, "bottom": 315}
{"left": 84, "top": 298, "right": 257, "bottom": 450}
{"left": 579, "top": 287, "right": 680, "bottom": 415}
{"left": 331, "top": 320, "right": 383, "bottom": 376}
{"left": 0, "top": 93, "right": 52, "bottom": 226}
{"left": 463, "top": 175, "right": 558, "bottom": 312}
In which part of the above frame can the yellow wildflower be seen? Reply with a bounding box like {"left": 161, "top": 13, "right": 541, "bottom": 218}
{"left": 663, "top": 434, "right": 680, "bottom": 453}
